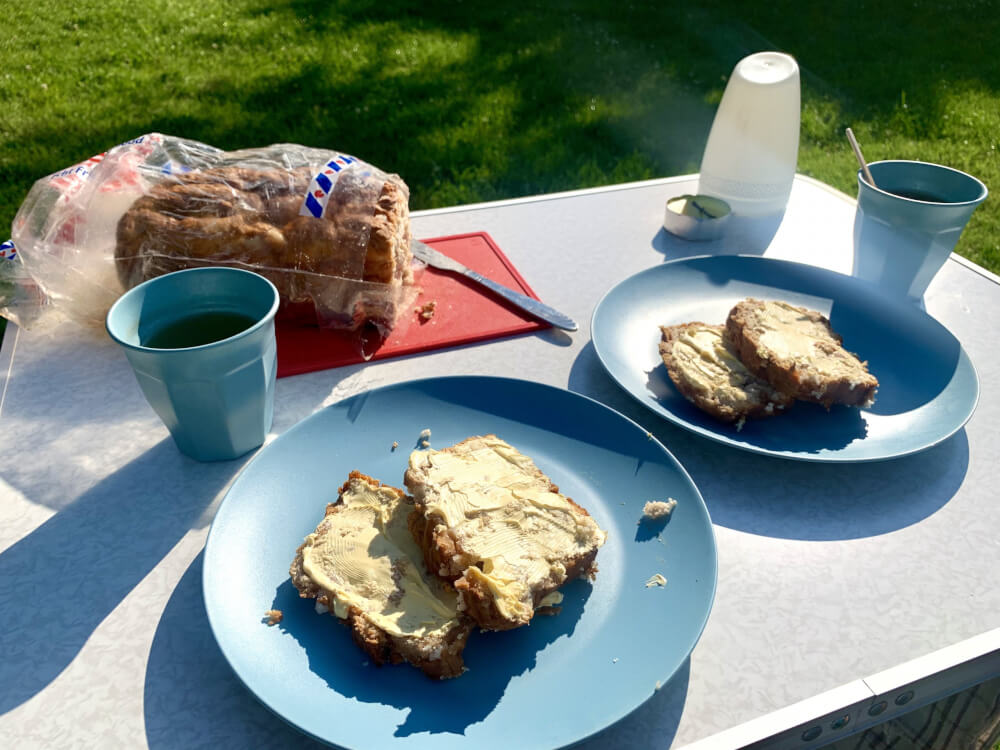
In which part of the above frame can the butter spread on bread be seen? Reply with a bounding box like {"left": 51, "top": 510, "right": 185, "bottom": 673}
{"left": 405, "top": 435, "right": 607, "bottom": 631}
{"left": 300, "top": 484, "right": 458, "bottom": 636}
{"left": 659, "top": 322, "right": 794, "bottom": 424}
{"left": 290, "top": 471, "right": 471, "bottom": 679}
{"left": 725, "top": 299, "right": 878, "bottom": 408}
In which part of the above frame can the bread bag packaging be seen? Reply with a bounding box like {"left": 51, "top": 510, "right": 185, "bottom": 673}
{"left": 1, "top": 133, "right": 418, "bottom": 350}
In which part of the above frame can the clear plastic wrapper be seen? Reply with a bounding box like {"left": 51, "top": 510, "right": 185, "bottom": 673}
{"left": 2, "top": 133, "right": 418, "bottom": 345}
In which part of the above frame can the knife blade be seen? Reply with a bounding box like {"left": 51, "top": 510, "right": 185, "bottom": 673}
{"left": 410, "top": 239, "right": 578, "bottom": 332}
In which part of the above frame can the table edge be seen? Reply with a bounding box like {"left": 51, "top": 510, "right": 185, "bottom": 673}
{"left": 413, "top": 173, "right": 1000, "bottom": 286}
{"left": 678, "top": 628, "right": 1000, "bottom": 750}
{"left": 0, "top": 320, "right": 18, "bottom": 420}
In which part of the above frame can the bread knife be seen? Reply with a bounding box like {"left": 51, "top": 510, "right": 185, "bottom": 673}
{"left": 410, "top": 239, "right": 578, "bottom": 332}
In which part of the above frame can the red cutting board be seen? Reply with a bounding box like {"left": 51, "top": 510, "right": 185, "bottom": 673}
{"left": 275, "top": 232, "right": 549, "bottom": 377}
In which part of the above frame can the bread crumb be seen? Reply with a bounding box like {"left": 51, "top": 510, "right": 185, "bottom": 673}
{"left": 391, "top": 441, "right": 399, "bottom": 451}
{"left": 655, "top": 680, "right": 662, "bottom": 691}
{"left": 612, "top": 657, "right": 619, "bottom": 664}
{"left": 418, "top": 428, "right": 431, "bottom": 448}
{"left": 645, "top": 573, "right": 667, "bottom": 588}
{"left": 642, "top": 499, "right": 677, "bottom": 521}
{"left": 263, "top": 609, "right": 283, "bottom": 625}
{"left": 415, "top": 300, "right": 437, "bottom": 322}
{"left": 536, "top": 591, "right": 563, "bottom": 615}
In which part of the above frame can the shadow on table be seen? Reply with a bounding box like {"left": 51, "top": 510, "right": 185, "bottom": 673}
{"left": 144, "top": 552, "right": 591, "bottom": 745}
{"left": 568, "top": 341, "right": 966, "bottom": 541}
{"left": 145, "top": 552, "right": 328, "bottom": 750}
{"left": 651, "top": 211, "right": 784, "bottom": 261}
{"left": 644, "top": 360, "right": 870, "bottom": 453}
{"left": 0, "top": 440, "right": 243, "bottom": 715}
{"left": 577, "top": 658, "right": 689, "bottom": 750}
{"left": 684, "top": 430, "right": 967, "bottom": 540}
{"left": 274, "top": 576, "right": 590, "bottom": 738}
{"left": 146, "top": 553, "right": 688, "bottom": 749}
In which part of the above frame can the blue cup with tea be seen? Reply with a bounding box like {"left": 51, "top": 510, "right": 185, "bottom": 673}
{"left": 853, "top": 160, "right": 987, "bottom": 302}
{"left": 107, "top": 267, "right": 280, "bottom": 462}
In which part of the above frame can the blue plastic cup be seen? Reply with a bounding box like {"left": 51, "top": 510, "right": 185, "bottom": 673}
{"left": 107, "top": 267, "right": 280, "bottom": 462}
{"left": 852, "top": 160, "right": 987, "bottom": 302}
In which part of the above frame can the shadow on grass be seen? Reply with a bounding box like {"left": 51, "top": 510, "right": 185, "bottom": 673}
{"left": 6, "top": 2, "right": 1000, "bottom": 257}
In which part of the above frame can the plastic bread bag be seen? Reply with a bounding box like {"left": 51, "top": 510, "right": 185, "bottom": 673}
{"left": 2, "top": 133, "right": 419, "bottom": 348}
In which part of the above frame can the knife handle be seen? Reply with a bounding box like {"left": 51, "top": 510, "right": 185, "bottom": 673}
{"left": 462, "top": 269, "right": 578, "bottom": 331}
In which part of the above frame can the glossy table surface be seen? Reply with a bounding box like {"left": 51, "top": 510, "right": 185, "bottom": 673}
{"left": 1, "top": 174, "right": 998, "bottom": 749}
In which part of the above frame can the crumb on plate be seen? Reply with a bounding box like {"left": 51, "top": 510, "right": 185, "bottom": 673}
{"left": 641, "top": 499, "right": 677, "bottom": 521}
{"left": 263, "top": 609, "right": 283, "bottom": 626}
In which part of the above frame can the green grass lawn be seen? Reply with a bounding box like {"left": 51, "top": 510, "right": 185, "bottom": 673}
{"left": 2, "top": 0, "right": 999, "bottom": 272}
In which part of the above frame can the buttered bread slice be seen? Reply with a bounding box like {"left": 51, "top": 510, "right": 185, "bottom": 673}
{"left": 404, "top": 435, "right": 607, "bottom": 631}
{"left": 290, "top": 471, "right": 473, "bottom": 679}
{"left": 725, "top": 299, "right": 878, "bottom": 409}
{"left": 659, "top": 322, "right": 794, "bottom": 424}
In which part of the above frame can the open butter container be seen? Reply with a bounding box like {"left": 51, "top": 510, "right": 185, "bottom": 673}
{"left": 663, "top": 194, "right": 731, "bottom": 241}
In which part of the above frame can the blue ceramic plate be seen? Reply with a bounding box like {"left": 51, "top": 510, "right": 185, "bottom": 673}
{"left": 203, "top": 376, "right": 717, "bottom": 749}
{"left": 591, "top": 256, "right": 979, "bottom": 462}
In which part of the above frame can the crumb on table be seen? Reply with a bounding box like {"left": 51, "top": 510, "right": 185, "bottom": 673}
{"left": 263, "top": 609, "right": 283, "bottom": 626}
{"left": 415, "top": 300, "right": 437, "bottom": 322}
{"left": 641, "top": 499, "right": 677, "bottom": 521}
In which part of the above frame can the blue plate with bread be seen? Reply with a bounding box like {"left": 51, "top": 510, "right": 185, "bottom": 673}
{"left": 203, "top": 376, "right": 717, "bottom": 749}
{"left": 592, "top": 255, "right": 979, "bottom": 462}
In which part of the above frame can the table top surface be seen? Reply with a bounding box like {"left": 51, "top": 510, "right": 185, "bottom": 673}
{"left": 1, "top": 174, "right": 998, "bottom": 750}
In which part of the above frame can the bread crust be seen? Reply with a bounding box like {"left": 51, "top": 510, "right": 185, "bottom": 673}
{"left": 289, "top": 471, "right": 472, "bottom": 679}
{"left": 404, "top": 436, "right": 605, "bottom": 631}
{"left": 659, "top": 322, "right": 794, "bottom": 424}
{"left": 725, "top": 299, "right": 878, "bottom": 409}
